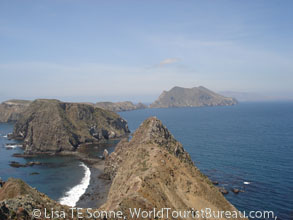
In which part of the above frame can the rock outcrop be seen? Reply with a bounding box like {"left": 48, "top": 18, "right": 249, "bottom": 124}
{"left": 96, "top": 101, "right": 147, "bottom": 112}
{"left": 11, "top": 99, "right": 130, "bottom": 154}
{"left": 150, "top": 86, "right": 237, "bottom": 108}
{"left": 102, "top": 117, "right": 246, "bottom": 219}
{"left": 0, "top": 117, "right": 247, "bottom": 219}
{"left": 0, "top": 100, "right": 31, "bottom": 123}
{"left": 0, "top": 178, "right": 72, "bottom": 220}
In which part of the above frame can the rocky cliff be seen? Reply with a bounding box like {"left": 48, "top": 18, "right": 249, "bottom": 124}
{"left": 102, "top": 117, "right": 245, "bottom": 219}
{"left": 150, "top": 86, "right": 237, "bottom": 108}
{"left": 96, "top": 101, "right": 147, "bottom": 112}
{"left": 0, "top": 178, "right": 71, "bottom": 220}
{"left": 0, "top": 117, "right": 246, "bottom": 219}
{"left": 11, "top": 99, "right": 130, "bottom": 154}
{"left": 0, "top": 100, "right": 31, "bottom": 123}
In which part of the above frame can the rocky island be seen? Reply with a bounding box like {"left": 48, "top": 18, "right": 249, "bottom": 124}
{"left": 0, "top": 117, "right": 246, "bottom": 219}
{"left": 96, "top": 101, "right": 147, "bottom": 112}
{"left": 0, "top": 100, "right": 31, "bottom": 123}
{"left": 150, "top": 86, "right": 237, "bottom": 108}
{"left": 10, "top": 99, "right": 130, "bottom": 154}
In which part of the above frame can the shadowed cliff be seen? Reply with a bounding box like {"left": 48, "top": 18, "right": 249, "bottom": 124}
{"left": 11, "top": 99, "right": 130, "bottom": 154}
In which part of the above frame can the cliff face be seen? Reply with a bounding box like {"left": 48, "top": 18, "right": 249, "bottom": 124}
{"left": 0, "top": 117, "right": 247, "bottom": 220}
{"left": 11, "top": 99, "right": 130, "bottom": 153}
{"left": 102, "top": 117, "right": 245, "bottom": 219}
{"left": 150, "top": 86, "right": 237, "bottom": 108}
{"left": 96, "top": 101, "right": 147, "bottom": 112}
{"left": 0, "top": 100, "right": 31, "bottom": 123}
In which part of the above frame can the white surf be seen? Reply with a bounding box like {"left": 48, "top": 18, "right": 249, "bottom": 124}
{"left": 59, "top": 162, "right": 91, "bottom": 207}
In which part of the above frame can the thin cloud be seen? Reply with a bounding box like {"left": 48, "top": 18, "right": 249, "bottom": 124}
{"left": 159, "top": 58, "right": 180, "bottom": 67}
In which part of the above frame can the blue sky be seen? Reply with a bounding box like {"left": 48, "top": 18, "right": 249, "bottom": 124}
{"left": 0, "top": 0, "right": 292, "bottom": 102}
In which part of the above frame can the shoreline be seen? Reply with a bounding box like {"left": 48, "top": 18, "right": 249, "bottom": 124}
{"left": 75, "top": 159, "right": 111, "bottom": 208}
{"left": 10, "top": 148, "right": 112, "bottom": 209}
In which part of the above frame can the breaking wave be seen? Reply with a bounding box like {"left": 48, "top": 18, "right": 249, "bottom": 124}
{"left": 59, "top": 162, "right": 91, "bottom": 207}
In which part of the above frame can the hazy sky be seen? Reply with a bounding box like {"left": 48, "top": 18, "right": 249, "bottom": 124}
{"left": 0, "top": 0, "right": 292, "bottom": 102}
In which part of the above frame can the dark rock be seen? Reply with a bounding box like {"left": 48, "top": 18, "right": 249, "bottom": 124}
{"left": 9, "top": 162, "right": 27, "bottom": 168}
{"left": 212, "top": 181, "right": 219, "bottom": 185}
{"left": 232, "top": 188, "right": 240, "bottom": 194}
{"left": 0, "top": 179, "right": 4, "bottom": 188}
{"left": 26, "top": 161, "right": 41, "bottom": 166}
{"left": 12, "top": 153, "right": 37, "bottom": 158}
{"left": 219, "top": 188, "right": 229, "bottom": 194}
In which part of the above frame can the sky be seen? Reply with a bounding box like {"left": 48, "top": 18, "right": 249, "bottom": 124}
{"left": 0, "top": 0, "right": 293, "bottom": 102}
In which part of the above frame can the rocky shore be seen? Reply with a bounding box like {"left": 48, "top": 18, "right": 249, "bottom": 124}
{"left": 0, "top": 117, "right": 247, "bottom": 220}
{"left": 76, "top": 160, "right": 111, "bottom": 208}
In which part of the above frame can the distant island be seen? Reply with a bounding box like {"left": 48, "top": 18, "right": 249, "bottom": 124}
{"left": 0, "top": 86, "right": 237, "bottom": 121}
{"left": 95, "top": 101, "right": 147, "bottom": 112}
{"left": 150, "top": 86, "right": 237, "bottom": 108}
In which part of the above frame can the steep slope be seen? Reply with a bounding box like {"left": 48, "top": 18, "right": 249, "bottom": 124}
{"left": 0, "top": 100, "right": 31, "bottom": 123}
{"left": 0, "top": 178, "right": 72, "bottom": 220}
{"left": 102, "top": 117, "right": 245, "bottom": 220}
{"left": 150, "top": 86, "right": 237, "bottom": 108}
{"left": 0, "top": 117, "right": 247, "bottom": 220}
{"left": 96, "top": 101, "right": 147, "bottom": 112}
{"left": 11, "top": 99, "right": 130, "bottom": 154}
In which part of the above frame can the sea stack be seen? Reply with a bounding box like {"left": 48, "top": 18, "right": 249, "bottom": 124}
{"left": 11, "top": 99, "right": 130, "bottom": 154}
{"left": 150, "top": 86, "right": 237, "bottom": 108}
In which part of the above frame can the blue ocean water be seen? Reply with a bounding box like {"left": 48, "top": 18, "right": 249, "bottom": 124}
{"left": 0, "top": 102, "right": 292, "bottom": 219}
{"left": 119, "top": 102, "right": 293, "bottom": 220}
{"left": 0, "top": 124, "right": 117, "bottom": 202}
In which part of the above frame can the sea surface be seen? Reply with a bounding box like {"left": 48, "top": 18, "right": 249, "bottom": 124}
{"left": 0, "top": 102, "right": 292, "bottom": 219}
{"left": 119, "top": 102, "right": 293, "bottom": 220}
{"left": 0, "top": 124, "right": 117, "bottom": 204}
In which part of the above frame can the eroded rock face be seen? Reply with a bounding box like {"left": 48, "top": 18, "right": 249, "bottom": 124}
{"left": 0, "top": 100, "right": 31, "bottom": 123}
{"left": 102, "top": 117, "right": 245, "bottom": 219}
{"left": 11, "top": 99, "right": 130, "bottom": 154}
{"left": 0, "top": 117, "right": 247, "bottom": 220}
{"left": 96, "top": 101, "right": 147, "bottom": 112}
{"left": 150, "top": 86, "right": 237, "bottom": 108}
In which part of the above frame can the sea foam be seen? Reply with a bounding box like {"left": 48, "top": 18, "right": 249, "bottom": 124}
{"left": 5, "top": 144, "right": 22, "bottom": 149}
{"left": 59, "top": 162, "right": 91, "bottom": 207}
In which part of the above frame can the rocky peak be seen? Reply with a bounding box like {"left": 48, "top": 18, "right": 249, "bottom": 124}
{"left": 102, "top": 117, "right": 246, "bottom": 219}
{"left": 132, "top": 117, "right": 193, "bottom": 164}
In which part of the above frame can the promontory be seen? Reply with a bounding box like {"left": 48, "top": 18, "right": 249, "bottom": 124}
{"left": 0, "top": 117, "right": 247, "bottom": 220}
{"left": 150, "top": 86, "right": 237, "bottom": 108}
{"left": 10, "top": 99, "right": 130, "bottom": 154}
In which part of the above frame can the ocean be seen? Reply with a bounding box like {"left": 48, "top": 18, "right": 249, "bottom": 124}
{"left": 0, "top": 102, "right": 292, "bottom": 219}
{"left": 120, "top": 102, "right": 293, "bottom": 220}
